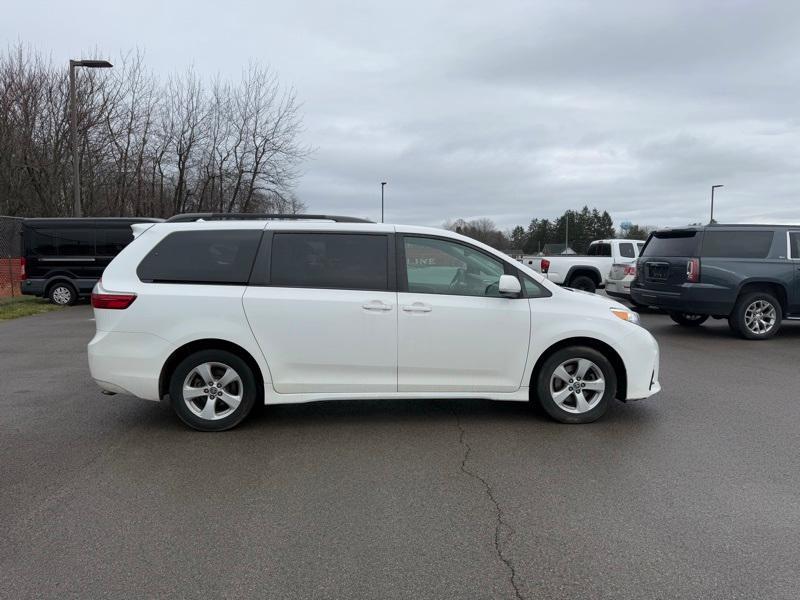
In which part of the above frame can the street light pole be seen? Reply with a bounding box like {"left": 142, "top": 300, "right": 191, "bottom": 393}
{"left": 380, "top": 181, "right": 387, "bottom": 223}
{"left": 69, "top": 59, "right": 113, "bottom": 217}
{"left": 710, "top": 184, "right": 724, "bottom": 224}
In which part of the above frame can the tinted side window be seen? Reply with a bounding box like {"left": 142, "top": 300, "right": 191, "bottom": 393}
{"left": 701, "top": 230, "right": 774, "bottom": 259}
{"left": 271, "top": 233, "right": 388, "bottom": 290}
{"left": 96, "top": 227, "right": 133, "bottom": 256}
{"left": 404, "top": 236, "right": 504, "bottom": 297}
{"left": 641, "top": 232, "right": 699, "bottom": 257}
{"left": 138, "top": 230, "right": 262, "bottom": 284}
{"left": 619, "top": 243, "right": 635, "bottom": 258}
{"left": 790, "top": 232, "right": 800, "bottom": 259}
{"left": 28, "top": 229, "right": 59, "bottom": 256}
{"left": 588, "top": 243, "right": 611, "bottom": 257}
{"left": 29, "top": 227, "right": 95, "bottom": 256}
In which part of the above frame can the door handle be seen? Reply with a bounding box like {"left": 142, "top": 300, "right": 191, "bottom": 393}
{"left": 402, "top": 303, "right": 432, "bottom": 313}
{"left": 362, "top": 301, "right": 393, "bottom": 311}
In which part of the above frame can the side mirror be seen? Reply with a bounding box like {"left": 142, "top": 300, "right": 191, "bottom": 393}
{"left": 498, "top": 274, "right": 522, "bottom": 297}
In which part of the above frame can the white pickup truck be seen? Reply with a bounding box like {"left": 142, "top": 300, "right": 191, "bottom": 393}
{"left": 529, "top": 239, "right": 644, "bottom": 293}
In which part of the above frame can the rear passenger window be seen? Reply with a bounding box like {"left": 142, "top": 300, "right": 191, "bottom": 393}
{"left": 30, "top": 228, "right": 95, "bottom": 256}
{"left": 701, "top": 231, "right": 774, "bottom": 259}
{"left": 790, "top": 232, "right": 800, "bottom": 259}
{"left": 137, "top": 230, "right": 262, "bottom": 284}
{"left": 619, "top": 243, "right": 635, "bottom": 258}
{"left": 271, "top": 233, "right": 388, "bottom": 290}
{"left": 588, "top": 243, "right": 611, "bottom": 257}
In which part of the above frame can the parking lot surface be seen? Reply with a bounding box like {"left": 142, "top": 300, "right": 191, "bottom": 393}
{"left": 1, "top": 306, "right": 798, "bottom": 599}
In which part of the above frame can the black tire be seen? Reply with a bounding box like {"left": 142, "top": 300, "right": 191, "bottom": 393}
{"left": 669, "top": 312, "right": 708, "bottom": 327}
{"left": 48, "top": 282, "right": 77, "bottom": 306}
{"left": 169, "top": 349, "right": 257, "bottom": 431}
{"left": 728, "top": 291, "right": 782, "bottom": 340}
{"left": 535, "top": 346, "right": 617, "bottom": 424}
{"left": 569, "top": 275, "right": 597, "bottom": 294}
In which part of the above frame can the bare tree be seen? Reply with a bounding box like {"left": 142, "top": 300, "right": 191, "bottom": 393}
{"left": 0, "top": 44, "right": 310, "bottom": 218}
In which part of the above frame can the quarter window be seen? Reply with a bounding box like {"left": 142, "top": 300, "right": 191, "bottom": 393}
{"left": 522, "top": 275, "right": 551, "bottom": 298}
{"left": 270, "top": 233, "right": 389, "bottom": 290}
{"left": 404, "top": 236, "right": 505, "bottom": 297}
{"left": 701, "top": 231, "right": 774, "bottom": 259}
{"left": 137, "top": 230, "right": 262, "bottom": 284}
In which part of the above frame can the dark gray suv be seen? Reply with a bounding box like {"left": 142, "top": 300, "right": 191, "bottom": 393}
{"left": 631, "top": 224, "right": 800, "bottom": 339}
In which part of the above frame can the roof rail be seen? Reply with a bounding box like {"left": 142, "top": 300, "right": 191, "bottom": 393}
{"left": 166, "top": 212, "right": 374, "bottom": 224}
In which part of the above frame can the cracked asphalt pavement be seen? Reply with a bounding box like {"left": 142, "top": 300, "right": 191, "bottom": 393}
{"left": 2, "top": 305, "right": 799, "bottom": 599}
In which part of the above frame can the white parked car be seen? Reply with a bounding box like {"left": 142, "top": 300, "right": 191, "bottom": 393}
{"left": 606, "top": 261, "right": 642, "bottom": 305}
{"left": 532, "top": 239, "right": 644, "bottom": 293}
{"left": 88, "top": 214, "right": 661, "bottom": 431}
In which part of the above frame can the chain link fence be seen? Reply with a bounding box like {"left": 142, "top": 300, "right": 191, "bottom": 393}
{"left": 1, "top": 216, "right": 23, "bottom": 299}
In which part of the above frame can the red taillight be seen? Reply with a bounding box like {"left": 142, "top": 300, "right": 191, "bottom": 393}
{"left": 19, "top": 257, "right": 26, "bottom": 280}
{"left": 686, "top": 258, "right": 700, "bottom": 283}
{"left": 624, "top": 264, "right": 636, "bottom": 277}
{"left": 91, "top": 292, "right": 136, "bottom": 310}
{"left": 540, "top": 258, "right": 550, "bottom": 273}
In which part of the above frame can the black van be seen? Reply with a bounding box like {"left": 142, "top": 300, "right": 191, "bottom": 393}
{"left": 20, "top": 218, "right": 162, "bottom": 305}
{"left": 631, "top": 224, "right": 800, "bottom": 339}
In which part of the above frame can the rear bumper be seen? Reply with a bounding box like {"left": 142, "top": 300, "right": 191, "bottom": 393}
{"left": 630, "top": 282, "right": 733, "bottom": 315}
{"left": 20, "top": 279, "right": 45, "bottom": 297}
{"left": 88, "top": 330, "right": 172, "bottom": 401}
{"left": 605, "top": 280, "right": 631, "bottom": 299}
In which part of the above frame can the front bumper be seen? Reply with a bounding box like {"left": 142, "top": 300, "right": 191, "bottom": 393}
{"left": 619, "top": 327, "right": 661, "bottom": 401}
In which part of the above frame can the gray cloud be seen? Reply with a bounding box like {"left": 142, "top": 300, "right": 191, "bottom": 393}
{"left": 4, "top": 0, "right": 800, "bottom": 229}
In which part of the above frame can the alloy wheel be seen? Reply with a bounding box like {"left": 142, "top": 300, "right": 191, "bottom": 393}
{"left": 182, "top": 362, "right": 243, "bottom": 420}
{"left": 744, "top": 300, "right": 776, "bottom": 336}
{"left": 549, "top": 358, "right": 606, "bottom": 414}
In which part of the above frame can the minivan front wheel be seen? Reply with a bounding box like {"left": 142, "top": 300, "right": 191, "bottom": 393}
{"left": 48, "top": 282, "right": 77, "bottom": 306}
{"left": 535, "top": 346, "right": 617, "bottom": 424}
{"left": 169, "top": 349, "right": 257, "bottom": 431}
{"left": 729, "top": 292, "right": 782, "bottom": 340}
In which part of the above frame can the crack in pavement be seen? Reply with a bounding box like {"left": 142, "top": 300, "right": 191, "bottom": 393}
{"left": 451, "top": 408, "right": 525, "bottom": 600}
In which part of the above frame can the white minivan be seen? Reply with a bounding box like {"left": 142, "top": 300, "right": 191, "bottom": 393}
{"left": 88, "top": 214, "right": 661, "bottom": 431}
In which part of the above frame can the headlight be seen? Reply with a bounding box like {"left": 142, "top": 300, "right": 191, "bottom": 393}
{"left": 611, "top": 308, "right": 641, "bottom": 325}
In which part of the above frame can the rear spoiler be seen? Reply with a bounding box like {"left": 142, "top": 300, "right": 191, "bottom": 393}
{"left": 131, "top": 222, "right": 158, "bottom": 238}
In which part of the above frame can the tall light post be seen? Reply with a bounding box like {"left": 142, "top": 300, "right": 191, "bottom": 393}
{"left": 70, "top": 59, "right": 113, "bottom": 217}
{"left": 380, "top": 181, "right": 387, "bottom": 223}
{"left": 710, "top": 184, "right": 723, "bottom": 224}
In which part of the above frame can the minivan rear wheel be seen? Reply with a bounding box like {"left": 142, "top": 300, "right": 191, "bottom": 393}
{"left": 48, "top": 282, "right": 77, "bottom": 306}
{"left": 169, "top": 349, "right": 257, "bottom": 431}
{"left": 728, "top": 291, "right": 782, "bottom": 340}
{"left": 535, "top": 346, "right": 617, "bottom": 424}
{"left": 669, "top": 312, "right": 708, "bottom": 327}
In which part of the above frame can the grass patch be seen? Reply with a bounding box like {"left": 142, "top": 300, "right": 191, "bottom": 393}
{"left": 0, "top": 296, "right": 62, "bottom": 321}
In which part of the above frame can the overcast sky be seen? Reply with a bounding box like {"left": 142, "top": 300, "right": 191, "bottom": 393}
{"left": 5, "top": 0, "right": 800, "bottom": 229}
